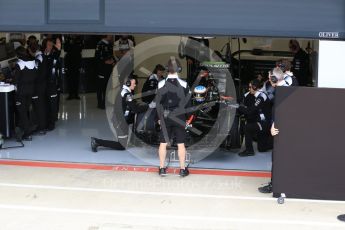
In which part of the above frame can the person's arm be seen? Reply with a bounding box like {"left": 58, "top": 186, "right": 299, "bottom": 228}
{"left": 63, "top": 37, "right": 71, "bottom": 53}
{"left": 155, "top": 87, "right": 165, "bottom": 124}
{"left": 95, "top": 43, "right": 106, "bottom": 62}
{"left": 125, "top": 94, "right": 148, "bottom": 114}
{"left": 13, "top": 65, "right": 21, "bottom": 87}
{"left": 53, "top": 52, "right": 62, "bottom": 92}
{"left": 144, "top": 79, "right": 158, "bottom": 102}
{"left": 238, "top": 96, "right": 264, "bottom": 116}
{"left": 38, "top": 54, "right": 48, "bottom": 79}
{"left": 129, "top": 100, "right": 149, "bottom": 113}
{"left": 51, "top": 50, "right": 61, "bottom": 60}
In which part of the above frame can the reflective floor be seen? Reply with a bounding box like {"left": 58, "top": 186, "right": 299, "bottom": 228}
{"left": 1, "top": 94, "right": 271, "bottom": 171}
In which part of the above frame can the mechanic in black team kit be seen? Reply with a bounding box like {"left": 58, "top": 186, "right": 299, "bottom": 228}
{"left": 156, "top": 57, "right": 191, "bottom": 177}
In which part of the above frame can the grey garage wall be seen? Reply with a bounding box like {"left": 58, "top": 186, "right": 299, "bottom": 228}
{"left": 0, "top": 0, "right": 344, "bottom": 38}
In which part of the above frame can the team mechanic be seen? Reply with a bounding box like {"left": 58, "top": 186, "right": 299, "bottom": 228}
{"left": 91, "top": 75, "right": 155, "bottom": 151}
{"left": 156, "top": 57, "right": 191, "bottom": 177}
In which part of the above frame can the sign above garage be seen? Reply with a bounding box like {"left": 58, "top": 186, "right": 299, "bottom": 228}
{"left": 0, "top": 0, "right": 344, "bottom": 39}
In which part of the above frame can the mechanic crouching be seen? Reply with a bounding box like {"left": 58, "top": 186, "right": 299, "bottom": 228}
{"left": 237, "top": 79, "right": 273, "bottom": 157}
{"left": 91, "top": 75, "right": 154, "bottom": 151}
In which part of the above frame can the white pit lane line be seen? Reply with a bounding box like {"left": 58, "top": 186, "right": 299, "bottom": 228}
{"left": 0, "top": 204, "right": 343, "bottom": 227}
{"left": 0, "top": 183, "right": 344, "bottom": 227}
{"left": 0, "top": 182, "right": 345, "bottom": 205}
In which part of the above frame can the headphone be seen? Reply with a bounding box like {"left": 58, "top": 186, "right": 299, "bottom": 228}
{"left": 270, "top": 75, "right": 278, "bottom": 84}
{"left": 125, "top": 75, "right": 136, "bottom": 87}
{"left": 125, "top": 78, "right": 132, "bottom": 87}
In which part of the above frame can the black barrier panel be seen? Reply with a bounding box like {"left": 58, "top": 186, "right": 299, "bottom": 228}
{"left": 272, "top": 87, "right": 345, "bottom": 201}
{"left": 0, "top": 0, "right": 344, "bottom": 38}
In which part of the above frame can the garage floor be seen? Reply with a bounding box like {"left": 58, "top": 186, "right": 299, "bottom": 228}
{"left": 1, "top": 94, "right": 271, "bottom": 171}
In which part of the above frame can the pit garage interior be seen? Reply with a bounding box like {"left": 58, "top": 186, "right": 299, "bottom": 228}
{"left": 0, "top": 0, "right": 344, "bottom": 173}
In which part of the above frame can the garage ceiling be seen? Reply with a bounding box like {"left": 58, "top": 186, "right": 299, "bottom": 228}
{"left": 0, "top": 0, "right": 344, "bottom": 39}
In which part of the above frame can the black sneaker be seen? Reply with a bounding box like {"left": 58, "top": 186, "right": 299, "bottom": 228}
{"left": 179, "top": 168, "right": 190, "bottom": 177}
{"left": 91, "top": 137, "right": 99, "bottom": 152}
{"left": 337, "top": 214, "right": 345, "bottom": 222}
{"left": 258, "top": 182, "right": 272, "bottom": 193}
{"left": 159, "top": 167, "right": 167, "bottom": 176}
{"left": 239, "top": 149, "right": 255, "bottom": 157}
